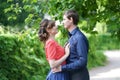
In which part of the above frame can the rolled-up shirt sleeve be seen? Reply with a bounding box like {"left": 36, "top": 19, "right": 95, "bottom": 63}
{"left": 62, "top": 36, "right": 88, "bottom": 71}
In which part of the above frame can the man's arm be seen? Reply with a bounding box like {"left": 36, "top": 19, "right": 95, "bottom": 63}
{"left": 62, "top": 36, "right": 88, "bottom": 71}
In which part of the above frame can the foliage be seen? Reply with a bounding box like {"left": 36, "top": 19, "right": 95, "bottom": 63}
{"left": 0, "top": 26, "right": 107, "bottom": 80}
{"left": 96, "top": 34, "right": 120, "bottom": 50}
{"left": 0, "top": 27, "right": 49, "bottom": 80}
{"left": 87, "top": 35, "right": 106, "bottom": 69}
{"left": 0, "top": 0, "right": 119, "bottom": 38}
{"left": 0, "top": 0, "right": 119, "bottom": 79}
{"left": 0, "top": 0, "right": 42, "bottom": 27}
{"left": 0, "top": 0, "right": 9, "bottom": 26}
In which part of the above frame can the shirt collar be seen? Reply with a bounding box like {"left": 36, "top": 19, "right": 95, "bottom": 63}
{"left": 69, "top": 27, "right": 79, "bottom": 37}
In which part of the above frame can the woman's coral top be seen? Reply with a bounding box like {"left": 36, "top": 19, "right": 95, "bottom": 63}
{"left": 45, "top": 39, "right": 66, "bottom": 65}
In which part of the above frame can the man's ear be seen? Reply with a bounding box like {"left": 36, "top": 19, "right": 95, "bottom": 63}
{"left": 70, "top": 17, "right": 73, "bottom": 23}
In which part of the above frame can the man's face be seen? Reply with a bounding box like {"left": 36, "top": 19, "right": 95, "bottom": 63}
{"left": 63, "top": 15, "right": 72, "bottom": 29}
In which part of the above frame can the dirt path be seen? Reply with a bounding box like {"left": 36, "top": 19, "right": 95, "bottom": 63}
{"left": 89, "top": 50, "right": 120, "bottom": 80}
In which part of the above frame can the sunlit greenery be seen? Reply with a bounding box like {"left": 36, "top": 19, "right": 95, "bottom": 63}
{"left": 0, "top": 0, "right": 120, "bottom": 80}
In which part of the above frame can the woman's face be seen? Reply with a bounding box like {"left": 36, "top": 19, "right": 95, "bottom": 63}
{"left": 63, "top": 15, "right": 72, "bottom": 29}
{"left": 48, "top": 25, "right": 58, "bottom": 35}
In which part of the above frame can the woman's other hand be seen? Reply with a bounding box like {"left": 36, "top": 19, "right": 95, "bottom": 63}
{"left": 52, "top": 65, "right": 61, "bottom": 73}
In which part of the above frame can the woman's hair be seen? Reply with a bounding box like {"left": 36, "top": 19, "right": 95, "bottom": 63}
{"left": 64, "top": 9, "right": 79, "bottom": 25}
{"left": 38, "top": 19, "right": 55, "bottom": 42}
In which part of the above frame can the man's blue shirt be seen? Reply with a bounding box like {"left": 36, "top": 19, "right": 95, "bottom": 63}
{"left": 62, "top": 27, "right": 89, "bottom": 71}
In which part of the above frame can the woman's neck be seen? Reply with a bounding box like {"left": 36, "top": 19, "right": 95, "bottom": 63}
{"left": 48, "top": 35, "right": 55, "bottom": 40}
{"left": 45, "top": 35, "right": 55, "bottom": 45}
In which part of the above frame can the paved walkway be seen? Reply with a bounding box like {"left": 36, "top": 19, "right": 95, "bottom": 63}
{"left": 90, "top": 50, "right": 120, "bottom": 80}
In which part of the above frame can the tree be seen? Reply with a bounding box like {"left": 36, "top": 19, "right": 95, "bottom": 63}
{"left": 2, "top": 0, "right": 119, "bottom": 38}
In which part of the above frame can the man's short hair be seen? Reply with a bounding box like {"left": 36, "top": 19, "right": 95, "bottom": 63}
{"left": 64, "top": 10, "right": 79, "bottom": 25}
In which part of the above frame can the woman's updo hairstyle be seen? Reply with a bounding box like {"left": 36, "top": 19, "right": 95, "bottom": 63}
{"left": 38, "top": 19, "right": 55, "bottom": 42}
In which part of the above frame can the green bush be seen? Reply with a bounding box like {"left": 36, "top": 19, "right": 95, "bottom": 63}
{"left": 96, "top": 34, "right": 120, "bottom": 50}
{"left": 0, "top": 29, "right": 49, "bottom": 80}
{"left": 0, "top": 27, "right": 107, "bottom": 79}
{"left": 87, "top": 35, "right": 106, "bottom": 69}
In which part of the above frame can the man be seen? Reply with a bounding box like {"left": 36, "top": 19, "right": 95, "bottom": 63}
{"left": 53, "top": 10, "right": 90, "bottom": 80}
{"left": 62, "top": 9, "right": 89, "bottom": 80}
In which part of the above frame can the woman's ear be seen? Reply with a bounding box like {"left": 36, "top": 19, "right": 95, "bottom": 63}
{"left": 46, "top": 28, "right": 51, "bottom": 33}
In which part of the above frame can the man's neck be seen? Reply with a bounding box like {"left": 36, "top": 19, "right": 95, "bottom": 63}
{"left": 68, "top": 24, "right": 77, "bottom": 33}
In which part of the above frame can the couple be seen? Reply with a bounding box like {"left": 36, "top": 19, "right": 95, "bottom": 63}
{"left": 38, "top": 10, "right": 90, "bottom": 80}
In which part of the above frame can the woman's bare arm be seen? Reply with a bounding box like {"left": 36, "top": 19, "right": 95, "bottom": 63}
{"left": 48, "top": 43, "right": 70, "bottom": 69}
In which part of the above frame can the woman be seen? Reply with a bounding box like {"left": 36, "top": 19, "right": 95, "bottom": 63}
{"left": 38, "top": 19, "right": 70, "bottom": 80}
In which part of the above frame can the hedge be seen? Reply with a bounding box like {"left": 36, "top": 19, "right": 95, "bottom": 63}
{"left": 0, "top": 29, "right": 49, "bottom": 80}
{"left": 0, "top": 28, "right": 106, "bottom": 80}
